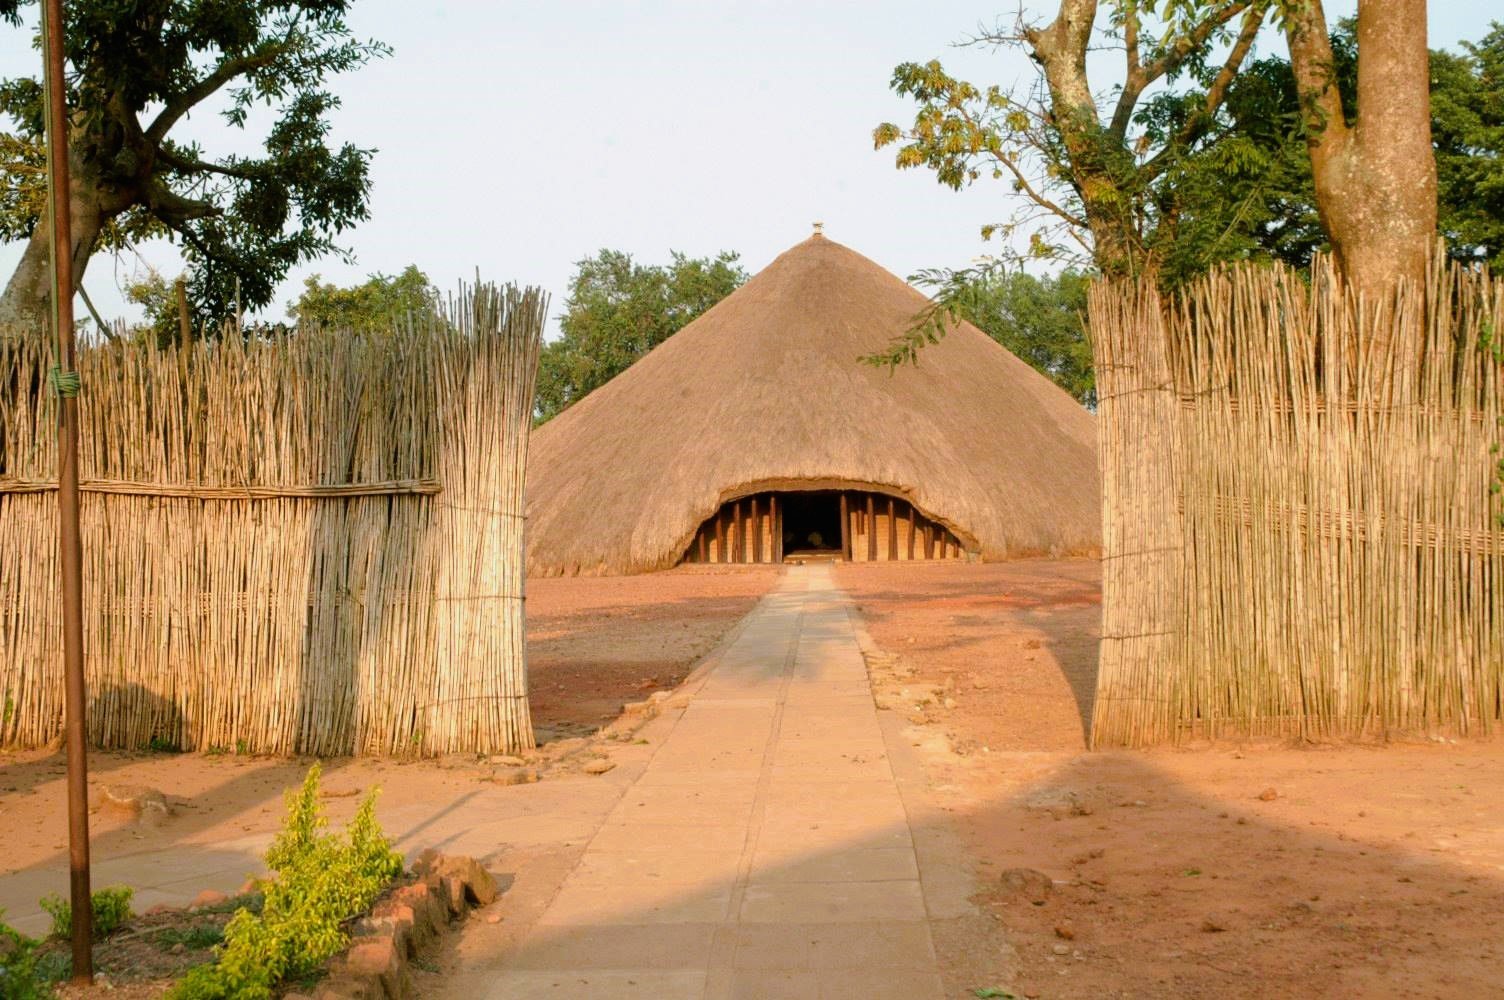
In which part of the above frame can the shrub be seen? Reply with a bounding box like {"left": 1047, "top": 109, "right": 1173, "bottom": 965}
{"left": 39, "top": 885, "right": 134, "bottom": 940}
{"left": 0, "top": 911, "right": 49, "bottom": 999}
{"left": 164, "top": 764, "right": 403, "bottom": 1000}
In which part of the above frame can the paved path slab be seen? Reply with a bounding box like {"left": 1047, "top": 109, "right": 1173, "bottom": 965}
{"left": 448, "top": 565, "right": 946, "bottom": 1000}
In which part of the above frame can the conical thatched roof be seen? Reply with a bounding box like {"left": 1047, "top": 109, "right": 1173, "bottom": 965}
{"left": 526, "top": 233, "right": 1099, "bottom": 576}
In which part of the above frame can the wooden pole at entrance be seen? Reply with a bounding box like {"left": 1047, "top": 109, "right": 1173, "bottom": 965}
{"left": 866, "top": 494, "right": 877, "bottom": 562}
{"left": 40, "top": 0, "right": 95, "bottom": 980}
{"left": 839, "top": 493, "right": 851, "bottom": 561}
{"left": 887, "top": 497, "right": 897, "bottom": 561}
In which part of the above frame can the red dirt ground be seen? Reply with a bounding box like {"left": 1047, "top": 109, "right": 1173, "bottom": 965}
{"left": 0, "top": 566, "right": 778, "bottom": 890}
{"left": 837, "top": 559, "right": 1504, "bottom": 1000}
{"left": 526, "top": 565, "right": 780, "bottom": 736}
{"left": 6, "top": 560, "right": 1502, "bottom": 1000}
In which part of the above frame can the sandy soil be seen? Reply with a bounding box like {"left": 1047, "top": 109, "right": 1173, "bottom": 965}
{"left": 838, "top": 559, "right": 1504, "bottom": 1000}
{"left": 0, "top": 565, "right": 777, "bottom": 896}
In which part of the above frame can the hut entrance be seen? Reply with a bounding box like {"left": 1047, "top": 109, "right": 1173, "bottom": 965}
{"left": 780, "top": 491, "right": 844, "bottom": 562}
{"left": 681, "top": 488, "right": 967, "bottom": 565}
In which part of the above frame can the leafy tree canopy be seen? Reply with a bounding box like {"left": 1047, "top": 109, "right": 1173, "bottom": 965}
{"left": 1433, "top": 23, "right": 1504, "bottom": 268}
{"left": 875, "top": 9, "right": 1504, "bottom": 285}
{"left": 945, "top": 268, "right": 1094, "bottom": 406}
{"left": 0, "top": 0, "right": 387, "bottom": 324}
{"left": 535, "top": 249, "right": 747, "bottom": 423}
{"left": 289, "top": 265, "right": 441, "bottom": 330}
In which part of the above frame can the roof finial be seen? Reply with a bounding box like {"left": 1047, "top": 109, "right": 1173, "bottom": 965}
{"left": 812, "top": 221, "right": 824, "bottom": 237}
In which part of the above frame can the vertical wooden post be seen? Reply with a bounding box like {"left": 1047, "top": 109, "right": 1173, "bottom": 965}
{"left": 751, "top": 496, "right": 762, "bottom": 563}
{"left": 923, "top": 522, "right": 935, "bottom": 560}
{"left": 839, "top": 492, "right": 851, "bottom": 561}
{"left": 41, "top": 0, "right": 94, "bottom": 977}
{"left": 771, "top": 494, "right": 782, "bottom": 563}
{"left": 697, "top": 525, "right": 707, "bottom": 563}
{"left": 906, "top": 503, "right": 916, "bottom": 560}
{"left": 887, "top": 497, "right": 897, "bottom": 561}
{"left": 733, "top": 500, "right": 743, "bottom": 563}
{"left": 866, "top": 494, "right": 876, "bottom": 562}
{"left": 714, "top": 506, "right": 725, "bottom": 563}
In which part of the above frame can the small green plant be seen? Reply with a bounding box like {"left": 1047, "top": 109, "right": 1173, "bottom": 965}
{"left": 205, "top": 744, "right": 229, "bottom": 757}
{"left": 39, "top": 885, "right": 134, "bottom": 940}
{"left": 153, "top": 924, "right": 226, "bottom": 951}
{"left": 164, "top": 764, "right": 402, "bottom": 1000}
{"left": 0, "top": 910, "right": 49, "bottom": 999}
{"left": 143, "top": 734, "right": 182, "bottom": 753}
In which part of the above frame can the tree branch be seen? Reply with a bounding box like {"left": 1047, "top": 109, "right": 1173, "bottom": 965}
{"left": 144, "top": 181, "right": 218, "bottom": 226}
{"left": 144, "top": 48, "right": 284, "bottom": 144}
{"left": 153, "top": 143, "right": 259, "bottom": 181}
{"left": 1139, "top": 2, "right": 1253, "bottom": 87}
{"left": 1141, "top": 1, "right": 1269, "bottom": 180}
{"left": 1109, "top": 0, "right": 1145, "bottom": 138}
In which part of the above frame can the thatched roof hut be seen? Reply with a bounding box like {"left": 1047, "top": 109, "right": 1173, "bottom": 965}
{"left": 526, "top": 231, "right": 1099, "bottom": 576}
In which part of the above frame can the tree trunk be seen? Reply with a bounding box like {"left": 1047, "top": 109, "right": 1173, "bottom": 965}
{"left": 1026, "top": 0, "right": 1143, "bottom": 278}
{"left": 1284, "top": 0, "right": 1437, "bottom": 296}
{"left": 0, "top": 158, "right": 106, "bottom": 330}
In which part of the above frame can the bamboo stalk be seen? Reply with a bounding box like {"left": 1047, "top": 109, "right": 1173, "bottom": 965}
{"left": 0, "top": 280, "right": 547, "bottom": 757}
{"left": 1089, "top": 252, "right": 1504, "bottom": 746}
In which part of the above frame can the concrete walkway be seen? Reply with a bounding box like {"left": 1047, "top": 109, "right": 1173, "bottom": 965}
{"left": 447, "top": 564, "right": 946, "bottom": 999}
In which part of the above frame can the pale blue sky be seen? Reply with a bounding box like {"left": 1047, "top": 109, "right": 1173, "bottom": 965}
{"left": 0, "top": 2, "right": 1489, "bottom": 331}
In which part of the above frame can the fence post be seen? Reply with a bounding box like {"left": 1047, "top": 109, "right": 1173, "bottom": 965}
{"left": 1088, "top": 278, "right": 1185, "bottom": 747}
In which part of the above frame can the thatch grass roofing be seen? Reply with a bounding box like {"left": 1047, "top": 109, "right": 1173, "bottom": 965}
{"left": 526, "top": 233, "right": 1099, "bottom": 575}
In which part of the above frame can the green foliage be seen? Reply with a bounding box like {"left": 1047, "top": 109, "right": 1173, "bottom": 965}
{"left": 39, "top": 885, "right": 134, "bottom": 940}
{"left": 1432, "top": 23, "right": 1504, "bottom": 267}
{"left": 289, "top": 265, "right": 443, "bottom": 331}
{"left": 0, "top": 0, "right": 388, "bottom": 321}
{"left": 0, "top": 910, "right": 50, "bottom": 999}
{"left": 534, "top": 249, "right": 748, "bottom": 422}
{"left": 863, "top": 264, "right": 1094, "bottom": 407}
{"left": 153, "top": 925, "right": 227, "bottom": 951}
{"left": 164, "top": 764, "right": 403, "bottom": 1000}
{"left": 875, "top": 13, "right": 1504, "bottom": 285}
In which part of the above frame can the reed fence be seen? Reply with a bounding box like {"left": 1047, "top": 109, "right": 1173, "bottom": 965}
{"left": 0, "top": 284, "right": 546, "bottom": 756}
{"left": 1090, "top": 256, "right": 1504, "bottom": 746}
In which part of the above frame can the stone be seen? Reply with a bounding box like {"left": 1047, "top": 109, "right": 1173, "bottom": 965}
{"left": 484, "top": 910, "right": 503, "bottom": 924}
{"left": 648, "top": 690, "right": 673, "bottom": 704}
{"left": 392, "top": 883, "right": 446, "bottom": 935}
{"left": 170, "top": 942, "right": 186, "bottom": 955}
{"left": 438, "top": 875, "right": 466, "bottom": 916}
{"left": 98, "top": 784, "right": 173, "bottom": 825}
{"left": 998, "top": 868, "right": 1054, "bottom": 905}
{"left": 1051, "top": 943, "right": 1071, "bottom": 956}
{"left": 238, "top": 878, "right": 261, "bottom": 896}
{"left": 1054, "top": 922, "right": 1075, "bottom": 940}
{"left": 582, "top": 758, "right": 616, "bottom": 776}
{"left": 490, "top": 767, "right": 539, "bottom": 787}
{"left": 314, "top": 974, "right": 380, "bottom": 1000}
{"left": 1257, "top": 788, "right": 1279, "bottom": 801}
{"left": 343, "top": 935, "right": 405, "bottom": 995}
{"left": 190, "top": 889, "right": 229, "bottom": 909}
{"left": 414, "top": 854, "right": 499, "bottom": 906}
{"left": 487, "top": 754, "right": 526, "bottom": 767}
{"left": 1201, "top": 916, "right": 1228, "bottom": 933}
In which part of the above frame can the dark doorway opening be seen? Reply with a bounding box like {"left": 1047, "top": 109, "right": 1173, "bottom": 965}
{"left": 780, "top": 491, "right": 842, "bottom": 556}
{"left": 680, "top": 487, "right": 966, "bottom": 565}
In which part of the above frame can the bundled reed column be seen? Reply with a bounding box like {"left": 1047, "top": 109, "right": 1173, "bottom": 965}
{"left": 1088, "top": 278, "right": 1186, "bottom": 747}
{"left": 427, "top": 284, "right": 548, "bottom": 755}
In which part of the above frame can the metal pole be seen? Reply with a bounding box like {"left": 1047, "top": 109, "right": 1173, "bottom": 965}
{"left": 40, "top": 0, "right": 94, "bottom": 980}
